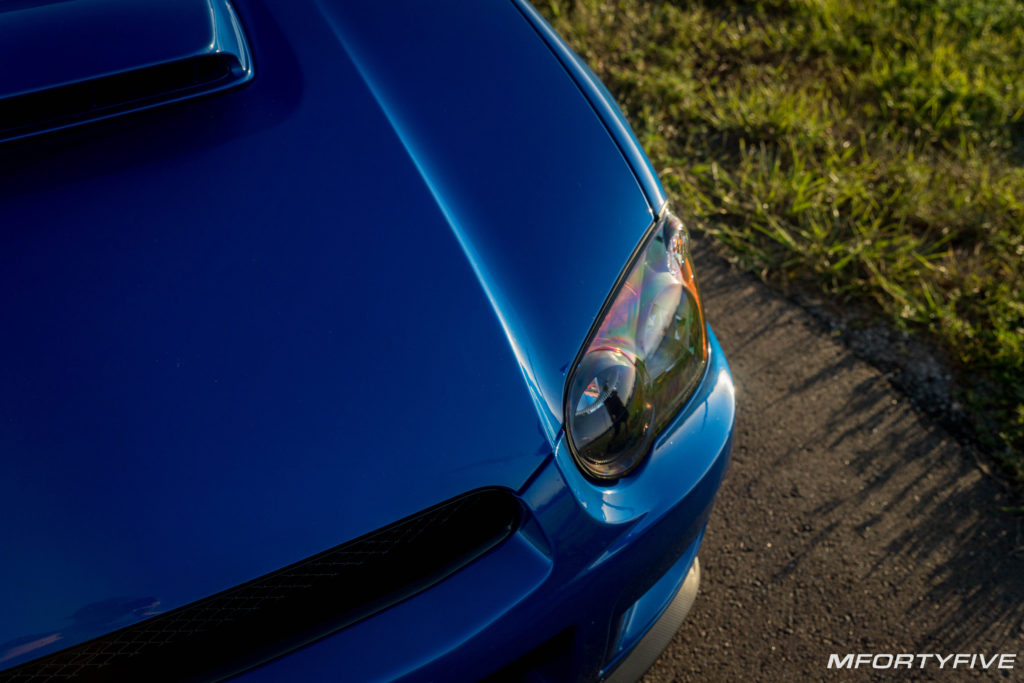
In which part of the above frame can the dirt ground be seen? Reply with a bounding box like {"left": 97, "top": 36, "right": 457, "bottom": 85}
{"left": 645, "top": 241, "right": 1024, "bottom": 681}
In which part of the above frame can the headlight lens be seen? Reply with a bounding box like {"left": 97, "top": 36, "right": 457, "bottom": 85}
{"left": 565, "top": 209, "right": 708, "bottom": 480}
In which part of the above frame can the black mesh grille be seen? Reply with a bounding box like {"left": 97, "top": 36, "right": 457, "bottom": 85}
{"left": 1, "top": 488, "right": 521, "bottom": 682}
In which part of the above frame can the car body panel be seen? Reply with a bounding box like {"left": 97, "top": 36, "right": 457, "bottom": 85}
{"left": 232, "top": 330, "right": 733, "bottom": 682}
{"left": 0, "top": 1, "right": 736, "bottom": 679}
{"left": 511, "top": 0, "right": 668, "bottom": 214}
{"left": 0, "top": 0, "right": 655, "bottom": 665}
{"left": 0, "top": 0, "right": 255, "bottom": 144}
{"left": 316, "top": 0, "right": 656, "bottom": 438}
{"left": 0, "top": 0, "right": 243, "bottom": 99}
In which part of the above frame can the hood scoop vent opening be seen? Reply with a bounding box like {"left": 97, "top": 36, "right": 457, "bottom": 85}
{"left": 0, "top": 0, "right": 253, "bottom": 143}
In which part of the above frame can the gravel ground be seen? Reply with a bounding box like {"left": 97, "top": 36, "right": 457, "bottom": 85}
{"left": 644, "top": 241, "right": 1024, "bottom": 681}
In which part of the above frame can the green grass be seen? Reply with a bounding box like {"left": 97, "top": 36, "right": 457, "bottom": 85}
{"left": 540, "top": 0, "right": 1024, "bottom": 487}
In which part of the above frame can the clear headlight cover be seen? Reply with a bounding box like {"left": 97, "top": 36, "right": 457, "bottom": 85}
{"left": 565, "top": 209, "right": 708, "bottom": 480}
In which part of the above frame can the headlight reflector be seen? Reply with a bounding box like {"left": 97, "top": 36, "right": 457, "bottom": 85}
{"left": 565, "top": 209, "right": 708, "bottom": 480}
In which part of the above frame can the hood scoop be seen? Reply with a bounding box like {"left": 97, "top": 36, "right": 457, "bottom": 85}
{"left": 0, "top": 0, "right": 253, "bottom": 142}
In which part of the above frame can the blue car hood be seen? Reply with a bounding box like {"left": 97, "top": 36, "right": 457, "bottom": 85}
{"left": 0, "top": 0, "right": 652, "bottom": 664}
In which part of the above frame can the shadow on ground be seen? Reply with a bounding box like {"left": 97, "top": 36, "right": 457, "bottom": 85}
{"left": 646, "top": 241, "right": 1024, "bottom": 681}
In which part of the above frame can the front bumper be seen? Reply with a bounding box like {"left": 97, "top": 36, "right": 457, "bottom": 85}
{"left": 235, "top": 329, "right": 734, "bottom": 682}
{"left": 605, "top": 557, "right": 700, "bottom": 683}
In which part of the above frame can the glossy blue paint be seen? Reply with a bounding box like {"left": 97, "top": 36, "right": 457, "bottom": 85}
{"left": 512, "top": 0, "right": 668, "bottom": 214}
{"left": 315, "top": 0, "right": 654, "bottom": 441}
{"left": 0, "top": 0, "right": 254, "bottom": 142}
{"left": 236, "top": 332, "right": 732, "bottom": 682}
{"left": 0, "top": 0, "right": 735, "bottom": 678}
{"left": 1, "top": 0, "right": 232, "bottom": 97}
{"left": 606, "top": 528, "right": 704, "bottom": 674}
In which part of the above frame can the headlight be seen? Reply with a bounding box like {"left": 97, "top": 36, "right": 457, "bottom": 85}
{"left": 565, "top": 208, "right": 708, "bottom": 480}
